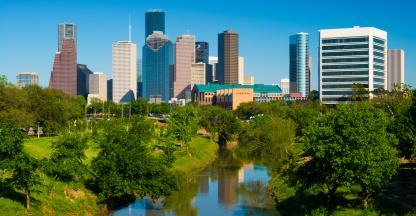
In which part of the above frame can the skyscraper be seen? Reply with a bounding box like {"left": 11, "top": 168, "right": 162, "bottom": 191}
{"left": 142, "top": 31, "right": 173, "bottom": 102}
{"left": 387, "top": 49, "right": 405, "bottom": 91}
{"left": 238, "top": 56, "right": 244, "bottom": 84}
{"left": 209, "top": 56, "right": 218, "bottom": 82}
{"left": 196, "top": 42, "right": 213, "bottom": 84}
{"left": 145, "top": 9, "right": 165, "bottom": 38}
{"left": 218, "top": 30, "right": 239, "bottom": 84}
{"left": 88, "top": 72, "right": 107, "bottom": 102}
{"left": 191, "top": 63, "right": 206, "bottom": 87}
{"left": 289, "top": 32, "right": 310, "bottom": 97}
{"left": 279, "top": 78, "right": 290, "bottom": 95}
{"left": 16, "top": 72, "right": 38, "bottom": 87}
{"left": 137, "top": 58, "right": 143, "bottom": 98}
{"left": 319, "top": 26, "right": 387, "bottom": 104}
{"left": 58, "top": 23, "right": 76, "bottom": 52}
{"left": 174, "top": 35, "right": 196, "bottom": 99}
{"left": 112, "top": 41, "right": 137, "bottom": 103}
{"left": 49, "top": 38, "right": 77, "bottom": 96}
{"left": 77, "top": 64, "right": 93, "bottom": 98}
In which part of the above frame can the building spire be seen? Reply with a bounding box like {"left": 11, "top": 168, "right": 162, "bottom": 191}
{"left": 128, "top": 14, "right": 132, "bottom": 41}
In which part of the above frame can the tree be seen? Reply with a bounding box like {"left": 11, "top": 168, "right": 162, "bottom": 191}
{"left": 44, "top": 133, "right": 88, "bottom": 182}
{"left": 298, "top": 103, "right": 399, "bottom": 209}
{"left": 167, "top": 106, "right": 199, "bottom": 152}
{"left": 0, "top": 123, "right": 39, "bottom": 208}
{"left": 199, "top": 105, "right": 240, "bottom": 145}
{"left": 92, "top": 117, "right": 178, "bottom": 203}
{"left": 351, "top": 83, "right": 369, "bottom": 101}
{"left": 238, "top": 114, "right": 296, "bottom": 164}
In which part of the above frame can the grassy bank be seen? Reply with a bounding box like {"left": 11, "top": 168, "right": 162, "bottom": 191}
{"left": 173, "top": 136, "right": 219, "bottom": 175}
{"left": 0, "top": 136, "right": 104, "bottom": 216}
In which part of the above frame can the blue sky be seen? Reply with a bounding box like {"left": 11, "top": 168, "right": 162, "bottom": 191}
{"left": 1, "top": 0, "right": 415, "bottom": 89}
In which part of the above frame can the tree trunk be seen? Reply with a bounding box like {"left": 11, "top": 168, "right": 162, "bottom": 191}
{"left": 326, "top": 186, "right": 337, "bottom": 212}
{"left": 361, "top": 186, "right": 369, "bottom": 209}
{"left": 25, "top": 190, "right": 30, "bottom": 209}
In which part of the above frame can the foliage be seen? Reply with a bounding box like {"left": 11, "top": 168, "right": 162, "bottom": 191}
{"left": 44, "top": 133, "right": 89, "bottom": 182}
{"left": 0, "top": 123, "right": 39, "bottom": 209}
{"left": 167, "top": 105, "right": 199, "bottom": 153}
{"left": 238, "top": 114, "right": 296, "bottom": 164}
{"left": 199, "top": 105, "right": 240, "bottom": 145}
{"left": 92, "top": 117, "right": 179, "bottom": 203}
{"left": 351, "top": 83, "right": 369, "bottom": 101}
{"left": 297, "top": 103, "right": 400, "bottom": 209}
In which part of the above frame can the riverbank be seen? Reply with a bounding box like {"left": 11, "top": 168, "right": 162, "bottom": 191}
{"left": 1, "top": 135, "right": 219, "bottom": 216}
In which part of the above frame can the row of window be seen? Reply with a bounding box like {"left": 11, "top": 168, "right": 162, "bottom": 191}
{"left": 374, "top": 45, "right": 384, "bottom": 51}
{"left": 322, "top": 84, "right": 368, "bottom": 89}
{"left": 322, "top": 37, "right": 368, "bottom": 44}
{"left": 322, "top": 77, "right": 368, "bottom": 82}
{"left": 322, "top": 44, "right": 368, "bottom": 50}
{"left": 374, "top": 71, "right": 384, "bottom": 76}
{"left": 322, "top": 58, "right": 368, "bottom": 63}
{"left": 374, "top": 84, "right": 384, "bottom": 89}
{"left": 322, "top": 97, "right": 351, "bottom": 101}
{"left": 322, "top": 71, "right": 368, "bottom": 76}
{"left": 322, "top": 91, "right": 353, "bottom": 95}
{"left": 322, "top": 51, "right": 368, "bottom": 56}
{"left": 374, "top": 78, "right": 384, "bottom": 83}
{"left": 374, "top": 65, "right": 384, "bottom": 70}
{"left": 322, "top": 64, "right": 368, "bottom": 69}
{"left": 374, "top": 38, "right": 385, "bottom": 45}
{"left": 373, "top": 58, "right": 384, "bottom": 64}
{"left": 374, "top": 51, "right": 384, "bottom": 58}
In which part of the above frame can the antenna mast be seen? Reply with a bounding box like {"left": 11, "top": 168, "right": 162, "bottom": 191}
{"left": 128, "top": 14, "right": 132, "bottom": 41}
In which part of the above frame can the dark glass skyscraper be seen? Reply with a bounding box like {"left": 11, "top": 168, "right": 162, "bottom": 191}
{"left": 217, "top": 30, "right": 239, "bottom": 84}
{"left": 145, "top": 10, "right": 165, "bottom": 38}
{"left": 76, "top": 64, "right": 93, "bottom": 99}
{"left": 142, "top": 31, "right": 173, "bottom": 102}
{"left": 195, "top": 42, "right": 213, "bottom": 84}
{"left": 289, "top": 32, "right": 310, "bottom": 97}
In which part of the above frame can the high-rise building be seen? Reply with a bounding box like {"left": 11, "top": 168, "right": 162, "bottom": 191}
{"left": 319, "top": 26, "right": 387, "bottom": 104}
{"left": 196, "top": 42, "right": 213, "bottom": 84}
{"left": 289, "top": 32, "right": 310, "bottom": 97}
{"left": 218, "top": 30, "right": 239, "bottom": 84}
{"left": 142, "top": 31, "right": 173, "bottom": 102}
{"left": 112, "top": 41, "right": 137, "bottom": 103}
{"left": 137, "top": 59, "right": 143, "bottom": 98}
{"left": 77, "top": 64, "right": 93, "bottom": 98}
{"left": 244, "top": 75, "right": 254, "bottom": 85}
{"left": 387, "top": 49, "right": 405, "bottom": 91}
{"left": 16, "top": 72, "right": 38, "bottom": 87}
{"left": 88, "top": 72, "right": 107, "bottom": 102}
{"left": 209, "top": 56, "right": 218, "bottom": 82}
{"left": 173, "top": 35, "right": 196, "bottom": 100}
{"left": 238, "top": 56, "right": 244, "bottom": 84}
{"left": 191, "top": 63, "right": 206, "bottom": 87}
{"left": 107, "top": 79, "right": 113, "bottom": 101}
{"left": 58, "top": 23, "right": 76, "bottom": 51}
{"left": 196, "top": 42, "right": 209, "bottom": 63}
{"left": 145, "top": 9, "right": 165, "bottom": 38}
{"left": 49, "top": 38, "right": 77, "bottom": 96}
{"left": 279, "top": 78, "right": 290, "bottom": 95}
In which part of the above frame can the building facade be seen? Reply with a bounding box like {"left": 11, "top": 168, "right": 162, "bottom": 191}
{"left": 142, "top": 31, "right": 173, "bottom": 102}
{"left": 77, "top": 64, "right": 93, "bottom": 98}
{"left": 217, "top": 30, "right": 239, "bottom": 84}
{"left": 196, "top": 42, "right": 213, "bottom": 84}
{"left": 191, "top": 63, "right": 206, "bottom": 87}
{"left": 58, "top": 23, "right": 76, "bottom": 52}
{"left": 145, "top": 9, "right": 165, "bottom": 38}
{"left": 16, "top": 72, "right": 38, "bottom": 87}
{"left": 173, "top": 35, "right": 196, "bottom": 100}
{"left": 319, "top": 26, "right": 387, "bottom": 104}
{"left": 244, "top": 75, "right": 254, "bottom": 85}
{"left": 238, "top": 56, "right": 244, "bottom": 84}
{"left": 112, "top": 41, "right": 137, "bottom": 103}
{"left": 387, "top": 49, "right": 405, "bottom": 91}
{"left": 279, "top": 78, "right": 290, "bottom": 95}
{"left": 49, "top": 38, "right": 77, "bottom": 96}
{"left": 88, "top": 72, "right": 107, "bottom": 102}
{"left": 209, "top": 56, "right": 218, "bottom": 83}
{"left": 289, "top": 32, "right": 310, "bottom": 97}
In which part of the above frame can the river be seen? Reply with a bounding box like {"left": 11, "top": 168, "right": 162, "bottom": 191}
{"left": 112, "top": 147, "right": 278, "bottom": 216}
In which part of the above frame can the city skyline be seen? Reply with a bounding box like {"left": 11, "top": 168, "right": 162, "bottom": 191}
{"left": 1, "top": 0, "right": 415, "bottom": 89}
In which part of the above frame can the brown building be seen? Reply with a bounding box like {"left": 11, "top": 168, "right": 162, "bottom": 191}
{"left": 217, "top": 30, "right": 239, "bottom": 84}
{"left": 216, "top": 88, "right": 253, "bottom": 110}
{"left": 49, "top": 38, "right": 77, "bottom": 96}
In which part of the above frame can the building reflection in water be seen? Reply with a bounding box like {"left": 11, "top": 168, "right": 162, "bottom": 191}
{"left": 218, "top": 168, "right": 239, "bottom": 207}
{"left": 198, "top": 175, "right": 209, "bottom": 194}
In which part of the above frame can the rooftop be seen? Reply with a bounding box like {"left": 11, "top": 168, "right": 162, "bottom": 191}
{"left": 194, "top": 83, "right": 282, "bottom": 93}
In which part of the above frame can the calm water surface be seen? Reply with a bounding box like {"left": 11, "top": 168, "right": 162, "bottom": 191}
{"left": 112, "top": 148, "right": 278, "bottom": 216}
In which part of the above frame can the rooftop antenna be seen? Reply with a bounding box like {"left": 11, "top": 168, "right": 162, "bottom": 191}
{"left": 128, "top": 14, "right": 132, "bottom": 41}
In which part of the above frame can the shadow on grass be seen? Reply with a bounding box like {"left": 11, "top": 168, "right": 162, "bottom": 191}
{"left": 0, "top": 183, "right": 40, "bottom": 209}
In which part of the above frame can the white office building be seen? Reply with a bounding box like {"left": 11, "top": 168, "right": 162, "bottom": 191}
{"left": 319, "top": 26, "right": 387, "bottom": 104}
{"left": 209, "top": 56, "right": 218, "bottom": 81}
{"left": 112, "top": 41, "right": 137, "bottom": 103}
{"left": 88, "top": 72, "right": 107, "bottom": 103}
{"left": 191, "top": 63, "right": 206, "bottom": 87}
{"left": 387, "top": 49, "right": 405, "bottom": 91}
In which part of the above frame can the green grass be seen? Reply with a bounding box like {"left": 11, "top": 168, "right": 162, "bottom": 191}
{"left": 23, "top": 137, "right": 58, "bottom": 159}
{"left": 173, "top": 136, "right": 219, "bottom": 175}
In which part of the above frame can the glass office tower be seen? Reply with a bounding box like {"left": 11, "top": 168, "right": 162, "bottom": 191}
{"left": 319, "top": 26, "right": 387, "bottom": 104}
{"left": 58, "top": 23, "right": 76, "bottom": 51}
{"left": 145, "top": 9, "right": 165, "bottom": 38}
{"left": 142, "top": 31, "right": 173, "bottom": 102}
{"left": 196, "top": 41, "right": 213, "bottom": 84}
{"left": 289, "top": 32, "right": 310, "bottom": 97}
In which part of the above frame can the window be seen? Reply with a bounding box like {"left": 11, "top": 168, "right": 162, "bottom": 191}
{"left": 322, "top": 44, "right": 368, "bottom": 50}
{"left": 374, "top": 78, "right": 384, "bottom": 83}
{"left": 323, "top": 77, "right": 368, "bottom": 82}
{"left": 322, "top": 71, "right": 368, "bottom": 76}
{"left": 374, "top": 45, "right": 384, "bottom": 51}
{"left": 373, "top": 52, "right": 384, "bottom": 58}
{"left": 322, "top": 38, "right": 368, "bottom": 44}
{"left": 374, "top": 65, "right": 384, "bottom": 70}
{"left": 322, "top": 84, "right": 368, "bottom": 89}
{"left": 322, "top": 64, "right": 368, "bottom": 69}
{"left": 322, "top": 51, "right": 368, "bottom": 56}
{"left": 322, "top": 58, "right": 368, "bottom": 63}
{"left": 374, "top": 38, "right": 385, "bottom": 45}
{"left": 322, "top": 91, "right": 353, "bottom": 95}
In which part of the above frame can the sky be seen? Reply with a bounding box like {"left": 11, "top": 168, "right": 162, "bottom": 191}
{"left": 1, "top": 0, "right": 415, "bottom": 90}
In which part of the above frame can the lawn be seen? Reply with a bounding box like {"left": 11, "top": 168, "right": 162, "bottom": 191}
{"left": 173, "top": 136, "right": 219, "bottom": 175}
{"left": 23, "top": 136, "right": 58, "bottom": 159}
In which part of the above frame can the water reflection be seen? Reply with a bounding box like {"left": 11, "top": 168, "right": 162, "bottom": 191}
{"left": 112, "top": 148, "right": 278, "bottom": 216}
